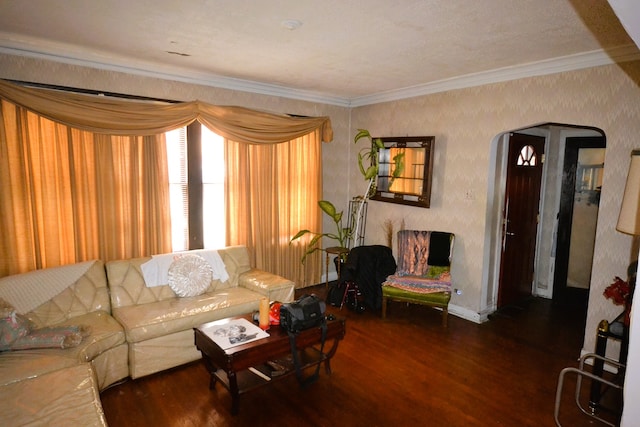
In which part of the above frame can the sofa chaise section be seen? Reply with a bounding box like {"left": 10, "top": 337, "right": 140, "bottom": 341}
{"left": 0, "top": 260, "right": 128, "bottom": 391}
{"left": 0, "top": 363, "right": 108, "bottom": 427}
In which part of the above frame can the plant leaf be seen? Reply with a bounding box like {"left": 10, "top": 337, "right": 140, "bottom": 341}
{"left": 354, "top": 129, "right": 371, "bottom": 144}
{"left": 318, "top": 200, "right": 337, "bottom": 219}
{"left": 364, "top": 165, "right": 377, "bottom": 180}
{"left": 300, "top": 246, "right": 322, "bottom": 263}
{"left": 308, "top": 234, "right": 323, "bottom": 247}
{"left": 392, "top": 152, "right": 405, "bottom": 178}
{"left": 290, "top": 229, "right": 311, "bottom": 242}
{"left": 357, "top": 153, "right": 366, "bottom": 176}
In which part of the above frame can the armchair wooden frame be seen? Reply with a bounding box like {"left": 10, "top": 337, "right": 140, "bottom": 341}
{"left": 382, "top": 288, "right": 451, "bottom": 327}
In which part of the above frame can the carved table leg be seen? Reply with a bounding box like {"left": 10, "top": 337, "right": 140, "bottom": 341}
{"left": 323, "top": 337, "right": 343, "bottom": 374}
{"left": 228, "top": 370, "right": 240, "bottom": 415}
{"left": 200, "top": 356, "right": 218, "bottom": 390}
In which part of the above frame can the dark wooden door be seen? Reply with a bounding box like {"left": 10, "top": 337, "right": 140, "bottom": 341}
{"left": 498, "top": 133, "right": 545, "bottom": 308}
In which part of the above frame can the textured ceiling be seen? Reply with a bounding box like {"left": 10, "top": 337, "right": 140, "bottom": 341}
{"left": 0, "top": 0, "right": 637, "bottom": 105}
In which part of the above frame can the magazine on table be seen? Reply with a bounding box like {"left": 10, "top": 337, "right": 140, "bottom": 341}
{"left": 200, "top": 317, "right": 270, "bottom": 350}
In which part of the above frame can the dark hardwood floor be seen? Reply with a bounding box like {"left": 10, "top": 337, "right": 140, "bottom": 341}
{"left": 100, "top": 285, "right": 616, "bottom": 426}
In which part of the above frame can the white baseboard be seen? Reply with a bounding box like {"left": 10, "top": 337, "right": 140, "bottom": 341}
{"left": 319, "top": 277, "right": 485, "bottom": 324}
{"left": 448, "top": 303, "right": 483, "bottom": 324}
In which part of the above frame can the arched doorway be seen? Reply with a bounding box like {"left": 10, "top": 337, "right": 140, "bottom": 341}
{"left": 482, "top": 123, "right": 605, "bottom": 318}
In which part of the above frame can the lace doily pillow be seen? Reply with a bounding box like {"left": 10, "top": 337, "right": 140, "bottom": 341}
{"left": 167, "top": 254, "right": 213, "bottom": 297}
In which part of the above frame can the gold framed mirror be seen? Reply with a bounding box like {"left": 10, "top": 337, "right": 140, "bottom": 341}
{"left": 371, "top": 136, "right": 434, "bottom": 208}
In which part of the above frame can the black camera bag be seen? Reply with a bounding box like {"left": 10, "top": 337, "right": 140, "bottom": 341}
{"left": 279, "top": 294, "right": 327, "bottom": 387}
{"left": 280, "top": 294, "right": 326, "bottom": 333}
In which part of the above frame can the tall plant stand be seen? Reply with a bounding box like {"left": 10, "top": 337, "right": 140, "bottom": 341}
{"left": 325, "top": 247, "right": 349, "bottom": 288}
{"left": 347, "top": 197, "right": 367, "bottom": 249}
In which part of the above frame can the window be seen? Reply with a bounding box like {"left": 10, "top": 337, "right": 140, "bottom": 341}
{"left": 0, "top": 79, "right": 328, "bottom": 282}
{"left": 517, "top": 144, "right": 537, "bottom": 166}
{"left": 166, "top": 127, "right": 188, "bottom": 250}
{"left": 166, "top": 124, "right": 225, "bottom": 251}
{"left": 201, "top": 127, "right": 226, "bottom": 249}
{"left": 165, "top": 123, "right": 323, "bottom": 285}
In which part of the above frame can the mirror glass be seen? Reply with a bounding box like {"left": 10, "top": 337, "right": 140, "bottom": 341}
{"left": 372, "top": 136, "right": 434, "bottom": 208}
{"left": 379, "top": 146, "right": 426, "bottom": 195}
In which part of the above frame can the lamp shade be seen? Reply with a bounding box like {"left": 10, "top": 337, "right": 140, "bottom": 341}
{"left": 617, "top": 149, "right": 640, "bottom": 235}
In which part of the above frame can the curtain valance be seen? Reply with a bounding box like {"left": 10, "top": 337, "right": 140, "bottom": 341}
{"left": 0, "top": 80, "right": 333, "bottom": 144}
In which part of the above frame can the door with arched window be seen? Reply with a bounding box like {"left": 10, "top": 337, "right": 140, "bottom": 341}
{"left": 498, "top": 133, "right": 546, "bottom": 308}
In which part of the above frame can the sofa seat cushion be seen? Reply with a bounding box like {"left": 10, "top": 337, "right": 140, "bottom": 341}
{"left": 0, "top": 310, "right": 125, "bottom": 387}
{"left": 0, "top": 363, "right": 107, "bottom": 427}
{"left": 113, "top": 287, "right": 262, "bottom": 343}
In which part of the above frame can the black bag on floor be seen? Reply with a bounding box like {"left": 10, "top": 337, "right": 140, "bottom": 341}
{"left": 327, "top": 281, "right": 365, "bottom": 313}
{"left": 344, "top": 281, "right": 366, "bottom": 313}
{"left": 327, "top": 281, "right": 347, "bottom": 307}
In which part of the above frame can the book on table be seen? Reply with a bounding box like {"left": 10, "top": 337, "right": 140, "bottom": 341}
{"left": 199, "top": 317, "right": 269, "bottom": 350}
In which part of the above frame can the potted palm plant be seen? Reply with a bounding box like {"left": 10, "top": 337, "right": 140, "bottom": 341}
{"left": 290, "top": 199, "right": 351, "bottom": 263}
{"left": 291, "top": 129, "right": 405, "bottom": 263}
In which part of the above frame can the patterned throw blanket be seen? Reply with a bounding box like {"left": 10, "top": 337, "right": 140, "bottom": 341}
{"left": 383, "top": 271, "right": 452, "bottom": 294}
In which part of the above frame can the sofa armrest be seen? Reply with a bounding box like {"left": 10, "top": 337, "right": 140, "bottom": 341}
{"left": 237, "top": 268, "right": 295, "bottom": 303}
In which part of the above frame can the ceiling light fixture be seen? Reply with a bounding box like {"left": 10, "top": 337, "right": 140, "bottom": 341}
{"left": 281, "top": 19, "right": 303, "bottom": 30}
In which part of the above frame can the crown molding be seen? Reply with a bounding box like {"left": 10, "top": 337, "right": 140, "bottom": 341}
{"left": 0, "top": 45, "right": 352, "bottom": 107}
{"left": 1, "top": 44, "right": 638, "bottom": 108}
{"left": 349, "top": 44, "right": 640, "bottom": 107}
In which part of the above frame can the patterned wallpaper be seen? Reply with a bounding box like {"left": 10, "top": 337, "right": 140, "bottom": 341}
{"left": 348, "top": 61, "right": 640, "bottom": 354}
{"left": 1, "top": 53, "right": 639, "bottom": 355}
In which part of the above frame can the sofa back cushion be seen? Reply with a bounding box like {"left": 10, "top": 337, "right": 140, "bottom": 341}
{"left": 106, "top": 246, "right": 252, "bottom": 309}
{"left": 0, "top": 261, "right": 110, "bottom": 328}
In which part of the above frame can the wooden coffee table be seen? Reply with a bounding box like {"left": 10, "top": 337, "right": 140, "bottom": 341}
{"left": 194, "top": 313, "right": 346, "bottom": 415}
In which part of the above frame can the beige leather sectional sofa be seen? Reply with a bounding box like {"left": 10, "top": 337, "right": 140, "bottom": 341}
{"left": 0, "top": 245, "right": 295, "bottom": 426}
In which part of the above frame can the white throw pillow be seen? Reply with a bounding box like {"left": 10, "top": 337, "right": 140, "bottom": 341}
{"left": 167, "top": 254, "right": 213, "bottom": 297}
